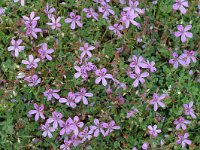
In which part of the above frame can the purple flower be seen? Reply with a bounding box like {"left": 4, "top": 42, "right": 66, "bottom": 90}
{"left": 38, "top": 43, "right": 54, "bottom": 61}
{"left": 85, "top": 62, "right": 97, "bottom": 71}
{"left": 43, "top": 89, "right": 60, "bottom": 101}
{"left": 71, "top": 116, "right": 84, "bottom": 136}
{"left": 95, "top": 68, "right": 113, "bottom": 86}
{"left": 145, "top": 60, "right": 156, "bottom": 72}
{"left": 79, "top": 43, "right": 95, "bottom": 59}
{"left": 90, "top": 119, "right": 105, "bottom": 137}
{"left": 8, "top": 39, "right": 25, "bottom": 57}
{"left": 79, "top": 126, "right": 93, "bottom": 142}
{"left": 0, "top": 7, "right": 5, "bottom": 16}
{"left": 183, "top": 101, "right": 196, "bottom": 119}
{"left": 75, "top": 88, "right": 93, "bottom": 105}
{"left": 98, "top": 2, "right": 115, "bottom": 19}
{"left": 174, "top": 116, "right": 190, "bottom": 130}
{"left": 22, "top": 54, "right": 40, "bottom": 69}
{"left": 150, "top": 93, "right": 166, "bottom": 111}
{"left": 180, "top": 50, "right": 196, "bottom": 65}
{"left": 102, "top": 120, "right": 120, "bottom": 136}
{"left": 24, "top": 74, "right": 41, "bottom": 86}
{"left": 142, "top": 142, "right": 149, "bottom": 150}
{"left": 65, "top": 12, "right": 82, "bottom": 30}
{"left": 28, "top": 103, "right": 45, "bottom": 121}
{"left": 44, "top": 3, "right": 56, "bottom": 19}
{"left": 59, "top": 92, "right": 77, "bottom": 108}
{"left": 83, "top": 8, "right": 99, "bottom": 20}
{"left": 60, "top": 139, "right": 72, "bottom": 150}
{"left": 169, "top": 52, "right": 187, "bottom": 69}
{"left": 41, "top": 122, "right": 55, "bottom": 138}
{"left": 70, "top": 135, "right": 82, "bottom": 147}
{"left": 176, "top": 133, "right": 192, "bottom": 148}
{"left": 60, "top": 117, "right": 74, "bottom": 135}
{"left": 127, "top": 107, "right": 139, "bottom": 118}
{"left": 147, "top": 125, "right": 161, "bottom": 137}
{"left": 47, "top": 16, "right": 61, "bottom": 30}
{"left": 129, "top": 55, "right": 147, "bottom": 72}
{"left": 25, "top": 23, "right": 42, "bottom": 39}
{"left": 174, "top": 25, "right": 193, "bottom": 43}
{"left": 23, "top": 12, "right": 40, "bottom": 26}
{"left": 109, "top": 23, "right": 123, "bottom": 38}
{"left": 173, "top": 0, "right": 189, "bottom": 14}
{"left": 74, "top": 65, "right": 88, "bottom": 80}
{"left": 123, "top": 1, "right": 145, "bottom": 15}
{"left": 129, "top": 69, "right": 149, "bottom": 87}
{"left": 47, "top": 111, "right": 64, "bottom": 129}
{"left": 14, "top": 0, "right": 25, "bottom": 6}
{"left": 120, "top": 11, "right": 140, "bottom": 29}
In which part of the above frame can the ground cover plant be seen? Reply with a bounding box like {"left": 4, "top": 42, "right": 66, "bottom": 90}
{"left": 0, "top": 0, "right": 199, "bottom": 149}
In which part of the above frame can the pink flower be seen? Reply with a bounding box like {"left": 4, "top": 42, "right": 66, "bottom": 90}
{"left": 145, "top": 60, "right": 156, "bottom": 72}
{"left": 119, "top": 0, "right": 126, "bottom": 4}
{"left": 129, "top": 55, "right": 147, "bottom": 72}
{"left": 60, "top": 139, "right": 72, "bottom": 150}
{"left": 14, "top": 0, "right": 25, "bottom": 6}
{"left": 22, "top": 54, "right": 40, "bottom": 69}
{"left": 93, "top": 0, "right": 110, "bottom": 3}
{"left": 120, "top": 11, "right": 140, "bottom": 29}
{"left": 28, "top": 103, "right": 45, "bottom": 121}
{"left": 95, "top": 68, "right": 113, "bottom": 86}
{"left": 176, "top": 133, "right": 192, "bottom": 148}
{"left": 169, "top": 52, "right": 187, "bottom": 69}
{"left": 38, "top": 43, "right": 54, "bottom": 61}
{"left": 70, "top": 135, "right": 82, "bottom": 147}
{"left": 102, "top": 120, "right": 120, "bottom": 136}
{"left": 47, "top": 111, "right": 64, "bottom": 129}
{"left": 174, "top": 116, "right": 190, "bottom": 130}
{"left": 83, "top": 8, "right": 99, "bottom": 20}
{"left": 127, "top": 107, "right": 139, "bottom": 118}
{"left": 23, "top": 12, "right": 40, "bottom": 26}
{"left": 25, "top": 23, "right": 42, "bottom": 39}
{"left": 179, "top": 50, "right": 196, "bottom": 65}
{"left": 8, "top": 39, "right": 25, "bottom": 57}
{"left": 74, "top": 65, "right": 88, "bottom": 80}
{"left": 123, "top": 0, "right": 145, "bottom": 15}
{"left": 147, "top": 125, "right": 161, "bottom": 137}
{"left": 174, "top": 25, "right": 193, "bottom": 43}
{"left": 75, "top": 88, "right": 93, "bottom": 105}
{"left": 79, "top": 126, "right": 93, "bottom": 142}
{"left": 109, "top": 23, "right": 123, "bottom": 38}
{"left": 98, "top": 2, "right": 115, "bottom": 19}
{"left": 44, "top": 3, "right": 56, "bottom": 19}
{"left": 173, "top": 0, "right": 189, "bottom": 14}
{"left": 142, "top": 142, "right": 149, "bottom": 150}
{"left": 79, "top": 43, "right": 95, "bottom": 59}
{"left": 24, "top": 74, "right": 41, "bottom": 86}
{"left": 90, "top": 119, "right": 105, "bottom": 137}
{"left": 71, "top": 116, "right": 84, "bottom": 136}
{"left": 59, "top": 92, "right": 77, "bottom": 108}
{"left": 183, "top": 101, "right": 196, "bottom": 119}
{"left": 129, "top": 69, "right": 149, "bottom": 87}
{"left": 65, "top": 12, "right": 82, "bottom": 30}
{"left": 41, "top": 122, "right": 55, "bottom": 138}
{"left": 150, "top": 93, "right": 166, "bottom": 111}
{"left": 60, "top": 117, "right": 74, "bottom": 135}
{"left": 47, "top": 16, "right": 61, "bottom": 30}
{"left": 43, "top": 89, "right": 60, "bottom": 101}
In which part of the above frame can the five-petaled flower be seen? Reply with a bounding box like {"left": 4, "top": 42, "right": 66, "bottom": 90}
{"left": 129, "top": 69, "right": 149, "bottom": 87}
{"left": 60, "top": 117, "right": 75, "bottom": 135}
{"left": 174, "top": 116, "right": 191, "bottom": 130}
{"left": 98, "top": 2, "right": 115, "bottom": 19}
{"left": 95, "top": 68, "right": 113, "bottom": 86}
{"left": 129, "top": 55, "right": 147, "bottom": 73}
{"left": 90, "top": 119, "right": 105, "bottom": 137}
{"left": 38, "top": 43, "right": 54, "bottom": 61}
{"left": 83, "top": 8, "right": 99, "bottom": 20}
{"left": 75, "top": 88, "right": 93, "bottom": 105}
{"left": 173, "top": 0, "right": 189, "bottom": 14}
{"left": 102, "top": 120, "right": 120, "bottom": 136}
{"left": 149, "top": 93, "right": 166, "bottom": 111}
{"left": 176, "top": 133, "right": 192, "bottom": 148}
{"left": 183, "top": 101, "right": 196, "bottom": 119}
{"left": 47, "top": 16, "right": 61, "bottom": 30}
{"left": 47, "top": 111, "right": 64, "bottom": 129}
{"left": 28, "top": 103, "right": 45, "bottom": 121}
{"left": 43, "top": 89, "right": 60, "bottom": 101}
{"left": 41, "top": 122, "right": 55, "bottom": 138}
{"left": 22, "top": 54, "right": 40, "bottom": 69}
{"left": 174, "top": 25, "right": 193, "bottom": 43}
{"left": 23, "top": 12, "right": 40, "bottom": 26}
{"left": 24, "top": 74, "right": 41, "bottom": 86}
{"left": 147, "top": 125, "right": 161, "bottom": 137}
{"left": 59, "top": 92, "right": 77, "bottom": 108}
{"left": 79, "top": 126, "right": 93, "bottom": 142}
{"left": 109, "top": 23, "right": 124, "bottom": 38}
{"left": 169, "top": 52, "right": 187, "bottom": 69}
{"left": 79, "top": 43, "right": 95, "bottom": 59}
{"left": 8, "top": 38, "right": 25, "bottom": 57}
{"left": 65, "top": 12, "right": 82, "bottom": 30}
